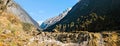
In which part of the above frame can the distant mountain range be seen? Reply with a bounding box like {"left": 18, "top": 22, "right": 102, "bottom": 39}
{"left": 41, "top": 0, "right": 120, "bottom": 32}
{"left": 40, "top": 8, "right": 71, "bottom": 30}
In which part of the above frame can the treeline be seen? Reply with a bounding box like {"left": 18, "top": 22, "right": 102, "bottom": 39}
{"left": 53, "top": 13, "right": 116, "bottom": 32}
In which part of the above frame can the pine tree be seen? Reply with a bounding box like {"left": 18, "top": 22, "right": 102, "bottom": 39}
{"left": 70, "top": 22, "right": 75, "bottom": 31}
{"left": 63, "top": 24, "right": 66, "bottom": 31}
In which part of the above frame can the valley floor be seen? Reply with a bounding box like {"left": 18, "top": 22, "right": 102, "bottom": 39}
{"left": 26, "top": 31, "right": 120, "bottom": 46}
{"left": 0, "top": 29, "right": 120, "bottom": 46}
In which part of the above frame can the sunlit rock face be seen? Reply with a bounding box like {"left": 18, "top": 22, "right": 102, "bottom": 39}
{"left": 43, "top": 0, "right": 120, "bottom": 32}
{"left": 0, "top": 0, "right": 41, "bottom": 30}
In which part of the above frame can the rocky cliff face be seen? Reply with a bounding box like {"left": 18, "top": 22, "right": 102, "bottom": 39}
{"left": 0, "top": 0, "right": 40, "bottom": 30}
{"left": 43, "top": 0, "right": 120, "bottom": 32}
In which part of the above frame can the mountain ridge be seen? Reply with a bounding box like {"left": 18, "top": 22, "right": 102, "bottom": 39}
{"left": 42, "top": 0, "right": 120, "bottom": 32}
{"left": 40, "top": 8, "right": 71, "bottom": 30}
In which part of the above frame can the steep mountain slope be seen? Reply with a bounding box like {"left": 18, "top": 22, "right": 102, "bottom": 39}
{"left": 0, "top": 0, "right": 40, "bottom": 46}
{"left": 43, "top": 0, "right": 120, "bottom": 32}
{"left": 0, "top": 11, "right": 39, "bottom": 46}
{"left": 40, "top": 8, "right": 71, "bottom": 30}
{"left": 0, "top": 0, "right": 40, "bottom": 30}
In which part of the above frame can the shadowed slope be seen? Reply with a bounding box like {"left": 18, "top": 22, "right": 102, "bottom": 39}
{"left": 43, "top": 0, "right": 120, "bottom": 32}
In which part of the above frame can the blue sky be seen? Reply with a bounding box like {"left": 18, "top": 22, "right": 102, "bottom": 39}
{"left": 14, "top": 0, "right": 78, "bottom": 25}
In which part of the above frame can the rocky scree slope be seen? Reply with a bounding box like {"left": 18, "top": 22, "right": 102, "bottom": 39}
{"left": 42, "top": 0, "right": 120, "bottom": 32}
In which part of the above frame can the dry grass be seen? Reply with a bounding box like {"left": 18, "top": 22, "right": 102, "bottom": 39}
{"left": 0, "top": 12, "right": 39, "bottom": 46}
{"left": 0, "top": 12, "right": 120, "bottom": 46}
